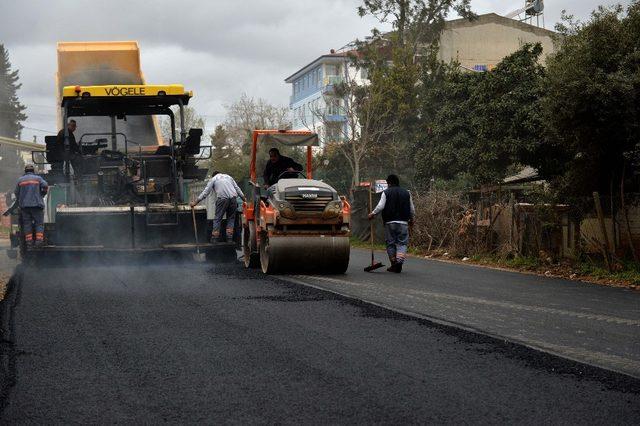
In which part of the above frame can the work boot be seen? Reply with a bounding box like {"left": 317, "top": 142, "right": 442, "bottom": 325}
{"left": 387, "top": 261, "right": 398, "bottom": 273}
{"left": 395, "top": 262, "right": 403, "bottom": 273}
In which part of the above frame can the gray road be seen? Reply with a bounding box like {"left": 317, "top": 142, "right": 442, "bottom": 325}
{"left": 0, "top": 255, "right": 639, "bottom": 423}
{"left": 286, "top": 249, "right": 640, "bottom": 378}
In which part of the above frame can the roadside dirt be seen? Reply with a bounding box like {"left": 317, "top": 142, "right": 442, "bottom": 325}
{"left": 0, "top": 239, "right": 16, "bottom": 301}
{"left": 0, "top": 273, "right": 7, "bottom": 301}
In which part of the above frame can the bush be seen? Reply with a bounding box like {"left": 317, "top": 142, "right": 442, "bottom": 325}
{"left": 411, "top": 190, "right": 484, "bottom": 256}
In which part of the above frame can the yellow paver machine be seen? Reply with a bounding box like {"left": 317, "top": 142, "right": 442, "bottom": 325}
{"left": 8, "top": 42, "right": 233, "bottom": 261}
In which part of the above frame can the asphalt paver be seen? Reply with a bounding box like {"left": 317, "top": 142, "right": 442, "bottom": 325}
{"left": 0, "top": 258, "right": 639, "bottom": 423}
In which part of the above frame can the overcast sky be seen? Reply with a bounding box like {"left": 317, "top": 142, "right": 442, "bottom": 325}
{"left": 0, "top": 0, "right": 632, "bottom": 142}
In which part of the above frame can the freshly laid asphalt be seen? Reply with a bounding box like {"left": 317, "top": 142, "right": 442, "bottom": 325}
{"left": 286, "top": 249, "right": 640, "bottom": 378}
{"left": 0, "top": 254, "right": 639, "bottom": 423}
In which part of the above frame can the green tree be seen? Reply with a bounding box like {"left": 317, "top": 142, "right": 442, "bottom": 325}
{"left": 313, "top": 145, "right": 353, "bottom": 196}
{"left": 414, "top": 43, "right": 545, "bottom": 187}
{"left": 0, "top": 44, "right": 27, "bottom": 139}
{"left": 357, "top": 0, "right": 474, "bottom": 51}
{"left": 354, "top": 0, "right": 476, "bottom": 188}
{"left": 209, "top": 124, "right": 247, "bottom": 183}
{"left": 534, "top": 3, "right": 640, "bottom": 200}
{"left": 361, "top": 47, "right": 420, "bottom": 185}
{"left": 0, "top": 44, "right": 27, "bottom": 191}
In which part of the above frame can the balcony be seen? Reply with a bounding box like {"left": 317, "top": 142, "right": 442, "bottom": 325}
{"left": 325, "top": 114, "right": 347, "bottom": 122}
{"left": 323, "top": 75, "right": 343, "bottom": 85}
{"left": 322, "top": 75, "right": 344, "bottom": 94}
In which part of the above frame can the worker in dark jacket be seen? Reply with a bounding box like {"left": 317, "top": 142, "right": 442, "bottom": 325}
{"left": 53, "top": 119, "right": 80, "bottom": 173}
{"left": 14, "top": 164, "right": 48, "bottom": 247}
{"left": 263, "top": 147, "right": 303, "bottom": 188}
{"left": 368, "top": 174, "right": 416, "bottom": 273}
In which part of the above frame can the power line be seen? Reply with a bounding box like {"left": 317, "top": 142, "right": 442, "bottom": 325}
{"left": 21, "top": 125, "right": 57, "bottom": 133}
{"left": 0, "top": 109, "right": 56, "bottom": 117}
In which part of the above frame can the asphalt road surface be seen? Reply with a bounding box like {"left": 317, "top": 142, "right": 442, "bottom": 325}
{"left": 1, "top": 255, "right": 639, "bottom": 423}
{"left": 286, "top": 249, "right": 640, "bottom": 378}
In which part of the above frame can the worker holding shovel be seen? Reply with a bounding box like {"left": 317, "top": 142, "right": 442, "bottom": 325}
{"left": 368, "top": 174, "right": 416, "bottom": 273}
{"left": 191, "top": 171, "right": 246, "bottom": 243}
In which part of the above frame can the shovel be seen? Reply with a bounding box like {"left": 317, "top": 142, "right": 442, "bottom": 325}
{"left": 364, "top": 184, "right": 384, "bottom": 272}
{"left": 191, "top": 206, "right": 206, "bottom": 262}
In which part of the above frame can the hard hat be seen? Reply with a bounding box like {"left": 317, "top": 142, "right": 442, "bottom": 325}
{"left": 24, "top": 164, "right": 35, "bottom": 173}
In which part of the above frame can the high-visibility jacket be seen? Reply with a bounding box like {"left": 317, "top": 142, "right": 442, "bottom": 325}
{"left": 15, "top": 172, "right": 48, "bottom": 209}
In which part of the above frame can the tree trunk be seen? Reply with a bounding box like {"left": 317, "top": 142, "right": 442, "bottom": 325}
{"left": 593, "top": 191, "right": 613, "bottom": 272}
{"left": 620, "top": 164, "right": 638, "bottom": 262}
{"left": 398, "top": 0, "right": 407, "bottom": 47}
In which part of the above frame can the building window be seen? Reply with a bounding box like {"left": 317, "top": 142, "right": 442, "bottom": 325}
{"left": 325, "top": 123, "right": 342, "bottom": 143}
{"left": 326, "top": 98, "right": 342, "bottom": 116}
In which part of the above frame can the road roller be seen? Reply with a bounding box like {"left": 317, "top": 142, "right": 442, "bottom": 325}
{"left": 242, "top": 130, "right": 351, "bottom": 274}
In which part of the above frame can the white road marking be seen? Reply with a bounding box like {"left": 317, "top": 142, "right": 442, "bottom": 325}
{"left": 278, "top": 274, "right": 640, "bottom": 378}
{"left": 288, "top": 275, "right": 640, "bottom": 327}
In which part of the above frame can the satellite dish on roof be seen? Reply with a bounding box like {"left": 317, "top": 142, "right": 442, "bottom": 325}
{"left": 526, "top": 0, "right": 544, "bottom": 16}
{"left": 506, "top": 0, "right": 545, "bottom": 27}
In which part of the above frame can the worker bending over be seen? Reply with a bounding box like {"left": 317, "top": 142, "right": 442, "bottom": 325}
{"left": 263, "top": 147, "right": 303, "bottom": 188}
{"left": 368, "top": 174, "right": 415, "bottom": 273}
{"left": 191, "top": 171, "right": 245, "bottom": 243}
{"left": 15, "top": 164, "right": 48, "bottom": 247}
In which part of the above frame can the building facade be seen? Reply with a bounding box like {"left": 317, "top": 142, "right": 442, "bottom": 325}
{"left": 284, "top": 53, "right": 364, "bottom": 144}
{"left": 439, "top": 13, "right": 555, "bottom": 72}
{"left": 285, "top": 13, "right": 555, "bottom": 142}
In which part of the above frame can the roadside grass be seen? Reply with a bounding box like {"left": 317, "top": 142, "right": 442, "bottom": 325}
{"left": 577, "top": 260, "right": 640, "bottom": 285}
{"left": 463, "top": 253, "right": 640, "bottom": 286}
{"left": 469, "top": 254, "right": 541, "bottom": 270}
{"left": 350, "top": 236, "right": 385, "bottom": 251}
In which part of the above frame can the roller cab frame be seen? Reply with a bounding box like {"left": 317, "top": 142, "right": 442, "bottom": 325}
{"left": 12, "top": 84, "right": 232, "bottom": 261}
{"left": 242, "top": 130, "right": 351, "bottom": 274}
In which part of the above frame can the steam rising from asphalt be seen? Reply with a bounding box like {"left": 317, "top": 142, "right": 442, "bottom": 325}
{"left": 30, "top": 251, "right": 217, "bottom": 269}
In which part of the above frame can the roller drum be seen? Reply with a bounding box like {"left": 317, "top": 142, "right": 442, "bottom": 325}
{"left": 260, "top": 235, "right": 350, "bottom": 274}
